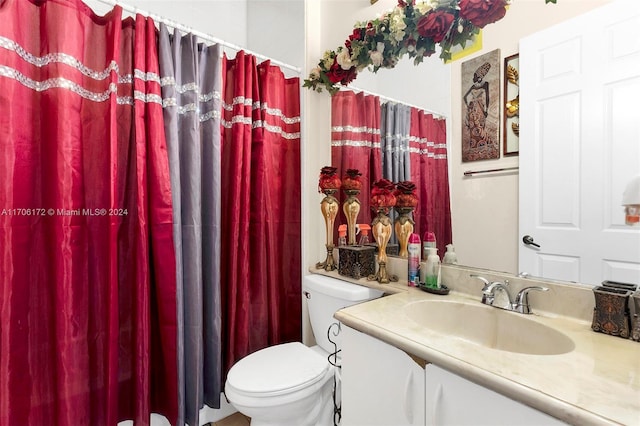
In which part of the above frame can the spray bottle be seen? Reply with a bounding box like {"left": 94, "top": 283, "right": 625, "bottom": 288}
{"left": 408, "top": 233, "right": 421, "bottom": 287}
{"left": 423, "top": 232, "right": 436, "bottom": 260}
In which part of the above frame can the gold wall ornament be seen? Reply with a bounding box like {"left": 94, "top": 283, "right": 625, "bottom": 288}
{"left": 342, "top": 189, "right": 361, "bottom": 245}
{"left": 503, "top": 53, "right": 520, "bottom": 155}
{"left": 316, "top": 189, "right": 340, "bottom": 271}
{"left": 394, "top": 207, "right": 415, "bottom": 258}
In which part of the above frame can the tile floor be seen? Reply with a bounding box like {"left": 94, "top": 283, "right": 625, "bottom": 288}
{"left": 209, "top": 412, "right": 251, "bottom": 426}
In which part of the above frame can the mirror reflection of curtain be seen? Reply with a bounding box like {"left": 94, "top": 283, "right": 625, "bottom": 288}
{"left": 381, "top": 102, "right": 411, "bottom": 243}
{"left": 221, "top": 51, "right": 302, "bottom": 378}
{"left": 0, "top": 2, "right": 178, "bottom": 424}
{"left": 410, "top": 109, "right": 452, "bottom": 256}
{"left": 331, "top": 91, "right": 383, "bottom": 233}
{"left": 158, "top": 25, "right": 222, "bottom": 426}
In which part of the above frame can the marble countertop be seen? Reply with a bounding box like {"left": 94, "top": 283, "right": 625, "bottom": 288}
{"left": 327, "top": 270, "right": 640, "bottom": 425}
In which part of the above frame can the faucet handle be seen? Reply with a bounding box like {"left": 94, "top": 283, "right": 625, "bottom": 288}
{"left": 515, "top": 286, "right": 549, "bottom": 314}
{"left": 470, "top": 274, "right": 489, "bottom": 286}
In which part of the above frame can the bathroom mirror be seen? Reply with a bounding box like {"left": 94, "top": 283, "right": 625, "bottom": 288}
{"left": 328, "top": 0, "right": 640, "bottom": 286}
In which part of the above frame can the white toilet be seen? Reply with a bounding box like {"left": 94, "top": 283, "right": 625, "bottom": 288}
{"left": 224, "top": 274, "right": 383, "bottom": 426}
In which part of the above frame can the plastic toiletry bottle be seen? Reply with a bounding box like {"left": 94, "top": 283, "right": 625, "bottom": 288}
{"left": 407, "top": 233, "right": 421, "bottom": 287}
{"left": 337, "top": 225, "right": 347, "bottom": 246}
{"left": 423, "top": 232, "right": 436, "bottom": 260}
{"left": 425, "top": 247, "right": 441, "bottom": 289}
{"left": 443, "top": 244, "right": 458, "bottom": 264}
{"left": 358, "top": 224, "right": 371, "bottom": 245}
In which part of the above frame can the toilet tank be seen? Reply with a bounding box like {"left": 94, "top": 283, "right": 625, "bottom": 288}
{"left": 303, "top": 274, "right": 383, "bottom": 355}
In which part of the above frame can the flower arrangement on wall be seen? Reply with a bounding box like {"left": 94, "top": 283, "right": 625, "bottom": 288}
{"left": 303, "top": 0, "right": 557, "bottom": 95}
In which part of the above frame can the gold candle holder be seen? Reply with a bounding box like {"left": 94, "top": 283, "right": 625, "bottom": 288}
{"left": 368, "top": 207, "right": 398, "bottom": 283}
{"left": 343, "top": 189, "right": 361, "bottom": 245}
{"left": 316, "top": 189, "right": 339, "bottom": 271}
{"left": 394, "top": 206, "right": 415, "bottom": 258}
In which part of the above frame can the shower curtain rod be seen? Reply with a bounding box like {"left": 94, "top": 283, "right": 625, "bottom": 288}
{"left": 342, "top": 85, "right": 446, "bottom": 119}
{"left": 94, "top": 0, "right": 302, "bottom": 74}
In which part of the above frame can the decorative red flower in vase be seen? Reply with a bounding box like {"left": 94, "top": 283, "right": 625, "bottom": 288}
{"left": 318, "top": 166, "right": 341, "bottom": 193}
{"left": 371, "top": 178, "right": 397, "bottom": 211}
{"left": 394, "top": 180, "right": 418, "bottom": 208}
{"left": 342, "top": 169, "right": 362, "bottom": 191}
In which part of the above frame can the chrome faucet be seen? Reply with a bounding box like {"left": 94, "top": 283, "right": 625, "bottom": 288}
{"left": 514, "top": 286, "right": 549, "bottom": 314}
{"left": 471, "top": 275, "right": 548, "bottom": 314}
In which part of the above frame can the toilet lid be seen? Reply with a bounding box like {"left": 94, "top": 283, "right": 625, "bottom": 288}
{"left": 226, "top": 342, "right": 330, "bottom": 396}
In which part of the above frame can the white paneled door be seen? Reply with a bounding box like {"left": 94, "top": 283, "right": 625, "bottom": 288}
{"left": 519, "top": 0, "right": 640, "bottom": 286}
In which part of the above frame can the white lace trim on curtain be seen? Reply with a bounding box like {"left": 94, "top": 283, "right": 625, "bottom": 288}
{"left": 331, "top": 139, "right": 382, "bottom": 149}
{"left": 160, "top": 76, "right": 222, "bottom": 122}
{"left": 331, "top": 124, "right": 381, "bottom": 148}
{"left": 332, "top": 125, "right": 380, "bottom": 135}
{"left": 409, "top": 136, "right": 448, "bottom": 159}
{"left": 219, "top": 97, "right": 301, "bottom": 140}
{"left": 0, "top": 36, "right": 163, "bottom": 105}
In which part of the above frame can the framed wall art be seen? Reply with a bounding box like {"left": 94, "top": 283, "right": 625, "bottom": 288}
{"left": 461, "top": 49, "right": 501, "bottom": 162}
{"left": 503, "top": 53, "right": 519, "bottom": 156}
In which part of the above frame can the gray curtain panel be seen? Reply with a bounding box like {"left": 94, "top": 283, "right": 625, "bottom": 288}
{"left": 158, "top": 24, "right": 223, "bottom": 426}
{"left": 381, "top": 102, "right": 411, "bottom": 243}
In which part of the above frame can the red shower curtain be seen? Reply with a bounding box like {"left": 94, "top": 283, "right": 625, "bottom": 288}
{"left": 220, "top": 52, "right": 301, "bottom": 374}
{"left": 410, "top": 109, "right": 452, "bottom": 255}
{"left": 0, "top": 1, "right": 177, "bottom": 425}
{"left": 331, "top": 91, "right": 383, "bottom": 230}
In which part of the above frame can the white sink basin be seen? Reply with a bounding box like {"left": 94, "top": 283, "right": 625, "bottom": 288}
{"left": 403, "top": 299, "right": 575, "bottom": 355}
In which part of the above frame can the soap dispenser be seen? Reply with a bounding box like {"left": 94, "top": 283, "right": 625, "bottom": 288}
{"left": 425, "top": 247, "right": 441, "bottom": 289}
{"left": 443, "top": 244, "right": 458, "bottom": 264}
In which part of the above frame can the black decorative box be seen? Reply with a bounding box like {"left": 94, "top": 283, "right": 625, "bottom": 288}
{"left": 365, "top": 242, "right": 399, "bottom": 256}
{"left": 338, "top": 245, "right": 376, "bottom": 279}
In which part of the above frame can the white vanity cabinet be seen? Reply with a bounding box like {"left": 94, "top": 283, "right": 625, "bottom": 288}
{"left": 424, "top": 364, "right": 567, "bottom": 426}
{"left": 341, "top": 325, "right": 566, "bottom": 426}
{"left": 341, "top": 325, "right": 425, "bottom": 426}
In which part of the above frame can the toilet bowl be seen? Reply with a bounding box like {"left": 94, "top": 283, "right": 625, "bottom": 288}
{"left": 225, "top": 342, "right": 334, "bottom": 426}
{"left": 224, "top": 274, "right": 383, "bottom": 426}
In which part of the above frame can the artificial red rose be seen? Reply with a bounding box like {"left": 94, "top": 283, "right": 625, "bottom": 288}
{"left": 416, "top": 10, "right": 455, "bottom": 43}
{"left": 459, "top": 0, "right": 508, "bottom": 28}
{"left": 342, "top": 169, "right": 363, "bottom": 190}
{"left": 396, "top": 181, "right": 417, "bottom": 194}
{"left": 394, "top": 181, "right": 418, "bottom": 207}
{"left": 371, "top": 179, "right": 397, "bottom": 207}
{"left": 346, "top": 28, "right": 365, "bottom": 50}
{"left": 318, "top": 166, "right": 341, "bottom": 192}
{"left": 365, "top": 22, "right": 376, "bottom": 38}
{"left": 349, "top": 28, "right": 365, "bottom": 42}
{"left": 327, "top": 59, "right": 358, "bottom": 84}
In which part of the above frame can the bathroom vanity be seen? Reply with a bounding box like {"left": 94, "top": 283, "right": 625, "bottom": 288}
{"left": 321, "top": 264, "right": 640, "bottom": 425}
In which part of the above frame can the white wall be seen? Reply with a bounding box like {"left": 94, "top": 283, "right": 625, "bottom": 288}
{"left": 85, "top": 0, "right": 249, "bottom": 50}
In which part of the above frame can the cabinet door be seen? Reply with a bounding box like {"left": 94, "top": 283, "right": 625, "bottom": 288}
{"left": 425, "top": 365, "right": 566, "bottom": 425}
{"left": 341, "top": 326, "right": 425, "bottom": 426}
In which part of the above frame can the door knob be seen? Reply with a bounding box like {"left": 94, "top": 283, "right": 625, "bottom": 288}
{"left": 522, "top": 235, "right": 540, "bottom": 248}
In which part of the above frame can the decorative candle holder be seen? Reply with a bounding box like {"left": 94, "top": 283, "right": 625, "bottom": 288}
{"left": 342, "top": 169, "right": 363, "bottom": 246}
{"left": 393, "top": 181, "right": 419, "bottom": 258}
{"left": 316, "top": 188, "right": 340, "bottom": 271}
{"left": 368, "top": 207, "right": 398, "bottom": 284}
{"left": 316, "top": 166, "right": 341, "bottom": 271}
{"left": 368, "top": 179, "right": 398, "bottom": 283}
{"left": 394, "top": 206, "right": 415, "bottom": 258}
{"left": 343, "top": 189, "right": 361, "bottom": 245}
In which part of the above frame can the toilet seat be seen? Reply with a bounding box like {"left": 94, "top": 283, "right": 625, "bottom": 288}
{"left": 226, "top": 342, "right": 331, "bottom": 398}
